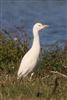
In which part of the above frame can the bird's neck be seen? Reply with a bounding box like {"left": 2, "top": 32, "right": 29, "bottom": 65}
{"left": 32, "top": 30, "right": 40, "bottom": 50}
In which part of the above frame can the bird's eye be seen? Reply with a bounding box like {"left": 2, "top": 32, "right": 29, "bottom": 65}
{"left": 38, "top": 25, "right": 41, "bottom": 27}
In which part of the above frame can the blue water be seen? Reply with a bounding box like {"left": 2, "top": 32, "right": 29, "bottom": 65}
{"left": 0, "top": 0, "right": 67, "bottom": 47}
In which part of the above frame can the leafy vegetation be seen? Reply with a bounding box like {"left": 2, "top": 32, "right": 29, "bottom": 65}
{"left": 0, "top": 34, "right": 28, "bottom": 73}
{"left": 0, "top": 33, "right": 67, "bottom": 100}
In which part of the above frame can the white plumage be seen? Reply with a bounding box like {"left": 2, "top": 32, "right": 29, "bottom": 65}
{"left": 17, "top": 23, "right": 48, "bottom": 79}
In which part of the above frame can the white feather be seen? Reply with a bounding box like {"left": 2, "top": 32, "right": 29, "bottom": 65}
{"left": 17, "top": 23, "right": 48, "bottom": 79}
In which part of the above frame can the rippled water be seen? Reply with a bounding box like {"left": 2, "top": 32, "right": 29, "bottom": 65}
{"left": 0, "top": 0, "right": 67, "bottom": 46}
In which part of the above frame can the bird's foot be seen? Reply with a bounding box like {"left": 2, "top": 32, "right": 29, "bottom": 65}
{"left": 29, "top": 72, "right": 34, "bottom": 80}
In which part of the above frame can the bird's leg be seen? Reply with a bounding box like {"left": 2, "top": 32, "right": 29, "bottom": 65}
{"left": 30, "top": 72, "right": 34, "bottom": 80}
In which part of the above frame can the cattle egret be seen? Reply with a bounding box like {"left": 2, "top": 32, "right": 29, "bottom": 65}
{"left": 17, "top": 23, "right": 48, "bottom": 79}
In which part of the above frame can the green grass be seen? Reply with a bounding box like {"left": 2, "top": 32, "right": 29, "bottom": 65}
{"left": 0, "top": 33, "right": 67, "bottom": 100}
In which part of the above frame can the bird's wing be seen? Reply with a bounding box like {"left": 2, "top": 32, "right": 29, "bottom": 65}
{"left": 17, "top": 49, "right": 37, "bottom": 77}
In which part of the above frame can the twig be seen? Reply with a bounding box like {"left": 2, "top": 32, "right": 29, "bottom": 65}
{"left": 50, "top": 71, "right": 67, "bottom": 79}
{"left": 42, "top": 75, "right": 49, "bottom": 80}
{"left": 63, "top": 65, "right": 67, "bottom": 68}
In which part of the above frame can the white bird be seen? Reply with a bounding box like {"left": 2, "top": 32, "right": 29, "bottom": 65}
{"left": 17, "top": 23, "right": 48, "bottom": 79}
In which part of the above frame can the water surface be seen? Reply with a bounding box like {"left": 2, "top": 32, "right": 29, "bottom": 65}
{"left": 0, "top": 0, "right": 67, "bottom": 47}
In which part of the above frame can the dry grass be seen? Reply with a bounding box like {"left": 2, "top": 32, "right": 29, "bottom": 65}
{"left": 0, "top": 71, "right": 67, "bottom": 100}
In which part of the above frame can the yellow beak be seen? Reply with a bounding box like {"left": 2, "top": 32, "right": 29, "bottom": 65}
{"left": 43, "top": 24, "right": 48, "bottom": 28}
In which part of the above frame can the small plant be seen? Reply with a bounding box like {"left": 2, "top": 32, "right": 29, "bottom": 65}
{"left": 0, "top": 34, "right": 29, "bottom": 74}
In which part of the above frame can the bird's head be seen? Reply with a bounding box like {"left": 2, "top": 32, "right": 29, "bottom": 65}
{"left": 33, "top": 23, "right": 48, "bottom": 33}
